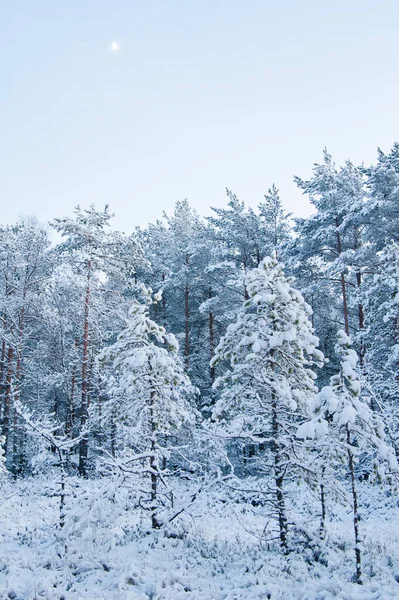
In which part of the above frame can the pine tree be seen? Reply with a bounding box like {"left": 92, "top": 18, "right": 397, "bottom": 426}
{"left": 0, "top": 217, "right": 51, "bottom": 473}
{"left": 212, "top": 253, "right": 324, "bottom": 548}
{"left": 258, "top": 184, "right": 291, "bottom": 258}
{"left": 52, "top": 205, "right": 143, "bottom": 476}
{"left": 364, "top": 143, "right": 399, "bottom": 249}
{"left": 97, "top": 286, "right": 197, "bottom": 529}
{"left": 139, "top": 200, "right": 216, "bottom": 400}
{"left": 360, "top": 237, "right": 399, "bottom": 453}
{"left": 298, "top": 330, "right": 398, "bottom": 583}
{"left": 291, "top": 150, "right": 366, "bottom": 353}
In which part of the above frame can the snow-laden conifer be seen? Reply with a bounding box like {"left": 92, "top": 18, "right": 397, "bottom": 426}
{"left": 361, "top": 240, "right": 399, "bottom": 449}
{"left": 212, "top": 253, "right": 324, "bottom": 548}
{"left": 52, "top": 205, "right": 144, "bottom": 476}
{"left": 298, "top": 330, "right": 398, "bottom": 583}
{"left": 97, "top": 286, "right": 197, "bottom": 529}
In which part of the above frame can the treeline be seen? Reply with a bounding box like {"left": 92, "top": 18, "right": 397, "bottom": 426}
{"left": 1, "top": 145, "right": 399, "bottom": 582}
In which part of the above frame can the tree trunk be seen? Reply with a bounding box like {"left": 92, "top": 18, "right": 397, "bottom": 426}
{"left": 356, "top": 270, "right": 365, "bottom": 366}
{"left": 12, "top": 306, "right": 25, "bottom": 474}
{"left": 149, "top": 388, "right": 160, "bottom": 529}
{"left": 336, "top": 226, "right": 350, "bottom": 336}
{"left": 162, "top": 273, "right": 167, "bottom": 329}
{"left": 209, "top": 311, "right": 215, "bottom": 382}
{"left": 67, "top": 339, "right": 78, "bottom": 437}
{"left": 184, "top": 256, "right": 190, "bottom": 370}
{"left": 0, "top": 319, "right": 6, "bottom": 421}
{"left": 243, "top": 259, "right": 250, "bottom": 301}
{"left": 66, "top": 366, "right": 76, "bottom": 437}
{"left": 339, "top": 270, "right": 350, "bottom": 336}
{"left": 319, "top": 467, "right": 326, "bottom": 540}
{"left": 59, "top": 462, "right": 66, "bottom": 530}
{"left": 209, "top": 309, "right": 215, "bottom": 382}
{"left": 347, "top": 428, "right": 362, "bottom": 584}
{"left": 271, "top": 389, "right": 288, "bottom": 549}
{"left": 150, "top": 440, "right": 160, "bottom": 530}
{"left": 356, "top": 272, "right": 364, "bottom": 332}
{"left": 110, "top": 409, "right": 117, "bottom": 459}
{"left": 2, "top": 344, "right": 14, "bottom": 455}
{"left": 0, "top": 278, "right": 10, "bottom": 420}
{"left": 12, "top": 408, "right": 18, "bottom": 475}
{"left": 55, "top": 446, "right": 66, "bottom": 530}
{"left": 79, "top": 260, "right": 91, "bottom": 477}
{"left": 354, "top": 227, "right": 365, "bottom": 364}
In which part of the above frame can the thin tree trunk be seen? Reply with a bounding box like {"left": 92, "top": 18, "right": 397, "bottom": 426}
{"left": 59, "top": 461, "right": 66, "bottom": 530}
{"left": 310, "top": 293, "right": 315, "bottom": 329}
{"left": 209, "top": 310, "right": 215, "bottom": 382}
{"left": 110, "top": 408, "right": 117, "bottom": 459}
{"left": 12, "top": 306, "right": 25, "bottom": 474}
{"left": 12, "top": 408, "right": 18, "bottom": 475}
{"left": 79, "top": 260, "right": 91, "bottom": 477}
{"left": 356, "top": 270, "right": 365, "bottom": 366}
{"left": 320, "top": 467, "right": 326, "bottom": 540}
{"left": 209, "top": 286, "right": 215, "bottom": 382}
{"left": 66, "top": 366, "right": 75, "bottom": 437}
{"left": 243, "top": 259, "right": 250, "bottom": 301}
{"left": 0, "top": 277, "right": 10, "bottom": 419}
{"left": 162, "top": 273, "right": 167, "bottom": 329}
{"left": 184, "top": 255, "right": 190, "bottom": 370}
{"left": 149, "top": 387, "right": 160, "bottom": 529}
{"left": 0, "top": 320, "right": 6, "bottom": 421}
{"left": 347, "top": 428, "right": 362, "bottom": 584}
{"left": 97, "top": 375, "right": 106, "bottom": 449}
{"left": 336, "top": 225, "right": 350, "bottom": 336}
{"left": 271, "top": 389, "right": 288, "bottom": 549}
{"left": 356, "top": 277, "right": 364, "bottom": 331}
{"left": 67, "top": 339, "right": 78, "bottom": 437}
{"left": 150, "top": 440, "right": 160, "bottom": 530}
{"left": 352, "top": 227, "right": 365, "bottom": 363}
{"left": 55, "top": 446, "right": 66, "bottom": 530}
{"left": 2, "top": 344, "right": 14, "bottom": 455}
{"left": 15, "top": 307, "right": 25, "bottom": 398}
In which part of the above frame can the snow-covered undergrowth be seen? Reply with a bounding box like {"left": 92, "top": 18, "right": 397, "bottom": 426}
{"left": 1, "top": 476, "right": 398, "bottom": 599}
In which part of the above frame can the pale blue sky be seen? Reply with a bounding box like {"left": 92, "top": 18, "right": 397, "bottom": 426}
{"left": 2, "top": 1, "right": 399, "bottom": 231}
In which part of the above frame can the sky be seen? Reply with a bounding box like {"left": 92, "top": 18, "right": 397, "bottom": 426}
{"left": 2, "top": 0, "right": 399, "bottom": 232}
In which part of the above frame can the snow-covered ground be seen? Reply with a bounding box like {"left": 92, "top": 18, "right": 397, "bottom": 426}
{"left": 0, "top": 476, "right": 398, "bottom": 599}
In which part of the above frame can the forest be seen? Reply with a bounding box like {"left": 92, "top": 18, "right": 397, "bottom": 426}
{"left": 1, "top": 146, "right": 399, "bottom": 599}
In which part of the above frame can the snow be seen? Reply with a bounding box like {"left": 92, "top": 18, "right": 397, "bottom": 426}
{"left": 338, "top": 404, "right": 357, "bottom": 425}
{"left": 3, "top": 201, "right": 399, "bottom": 600}
{"left": 297, "top": 419, "right": 329, "bottom": 440}
{"left": 1, "top": 477, "right": 399, "bottom": 599}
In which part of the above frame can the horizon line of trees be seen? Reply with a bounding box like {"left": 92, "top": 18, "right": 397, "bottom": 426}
{"left": 2, "top": 144, "right": 399, "bottom": 583}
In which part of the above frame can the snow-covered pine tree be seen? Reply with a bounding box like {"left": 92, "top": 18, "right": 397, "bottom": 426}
{"left": 0, "top": 217, "right": 51, "bottom": 473}
{"left": 360, "top": 240, "right": 399, "bottom": 451}
{"left": 211, "top": 253, "right": 324, "bottom": 549}
{"left": 52, "top": 206, "right": 115, "bottom": 477}
{"left": 52, "top": 205, "right": 143, "bottom": 477}
{"left": 14, "top": 400, "right": 80, "bottom": 530}
{"left": 160, "top": 200, "right": 214, "bottom": 395}
{"left": 298, "top": 330, "right": 398, "bottom": 583}
{"left": 364, "top": 143, "right": 399, "bottom": 249}
{"left": 291, "top": 151, "right": 367, "bottom": 366}
{"left": 97, "top": 286, "right": 197, "bottom": 529}
{"left": 207, "top": 189, "right": 264, "bottom": 274}
{"left": 201, "top": 188, "right": 292, "bottom": 406}
{"left": 258, "top": 184, "right": 292, "bottom": 258}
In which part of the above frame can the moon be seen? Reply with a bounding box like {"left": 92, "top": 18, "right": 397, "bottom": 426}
{"left": 110, "top": 41, "right": 119, "bottom": 52}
